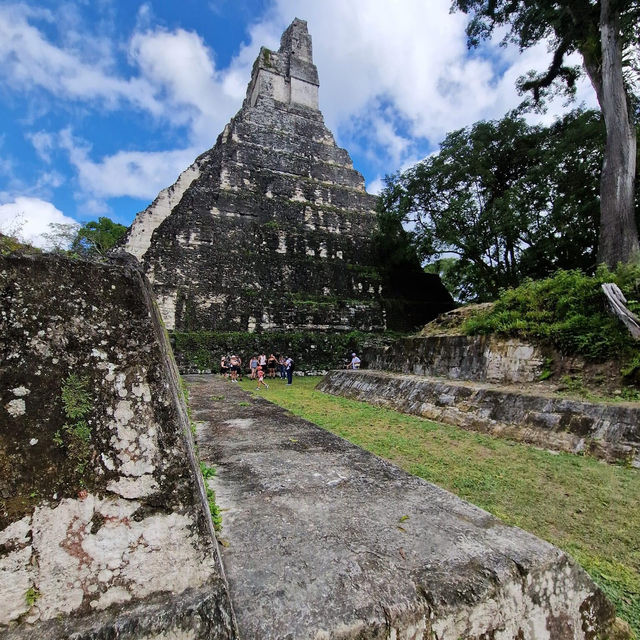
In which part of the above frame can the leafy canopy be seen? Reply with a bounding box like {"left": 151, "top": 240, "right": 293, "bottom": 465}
{"left": 452, "top": 0, "right": 640, "bottom": 108}
{"left": 378, "top": 109, "right": 609, "bottom": 301}
{"left": 71, "top": 217, "right": 127, "bottom": 256}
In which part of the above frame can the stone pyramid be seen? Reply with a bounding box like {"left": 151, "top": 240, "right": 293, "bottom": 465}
{"left": 122, "top": 19, "right": 452, "bottom": 332}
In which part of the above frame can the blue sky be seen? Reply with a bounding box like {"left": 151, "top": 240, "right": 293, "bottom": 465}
{"left": 0, "top": 0, "right": 597, "bottom": 247}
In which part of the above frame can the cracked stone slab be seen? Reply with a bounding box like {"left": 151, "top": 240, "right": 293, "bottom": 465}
{"left": 186, "top": 374, "right": 620, "bottom": 640}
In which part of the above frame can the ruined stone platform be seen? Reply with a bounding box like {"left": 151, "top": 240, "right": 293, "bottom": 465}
{"left": 186, "top": 374, "right": 618, "bottom": 639}
{"left": 317, "top": 370, "right": 640, "bottom": 467}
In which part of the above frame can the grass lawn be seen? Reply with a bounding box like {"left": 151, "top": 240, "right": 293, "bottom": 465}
{"left": 240, "top": 375, "right": 640, "bottom": 637}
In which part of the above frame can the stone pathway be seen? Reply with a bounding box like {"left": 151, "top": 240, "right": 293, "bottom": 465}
{"left": 185, "top": 374, "right": 615, "bottom": 640}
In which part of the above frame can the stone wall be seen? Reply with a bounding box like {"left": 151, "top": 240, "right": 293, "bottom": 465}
{"left": 0, "top": 254, "right": 236, "bottom": 639}
{"left": 318, "top": 370, "right": 640, "bottom": 467}
{"left": 364, "top": 334, "right": 549, "bottom": 383}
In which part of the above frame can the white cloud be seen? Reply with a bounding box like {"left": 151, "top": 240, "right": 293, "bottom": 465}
{"left": 366, "top": 176, "right": 385, "bottom": 196}
{"left": 0, "top": 4, "right": 163, "bottom": 116}
{"left": 0, "top": 197, "right": 78, "bottom": 249}
{"left": 59, "top": 128, "right": 199, "bottom": 200}
{"left": 27, "top": 131, "right": 55, "bottom": 162}
{"left": 229, "top": 0, "right": 598, "bottom": 171}
{"left": 128, "top": 27, "right": 239, "bottom": 142}
{"left": 0, "top": 1, "right": 601, "bottom": 219}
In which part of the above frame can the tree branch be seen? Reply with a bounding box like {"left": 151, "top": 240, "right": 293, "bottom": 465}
{"left": 521, "top": 37, "right": 575, "bottom": 101}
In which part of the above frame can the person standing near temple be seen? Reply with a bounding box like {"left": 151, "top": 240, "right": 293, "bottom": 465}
{"left": 285, "top": 356, "right": 294, "bottom": 385}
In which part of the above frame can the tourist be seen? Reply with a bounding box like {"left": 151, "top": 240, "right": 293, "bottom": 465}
{"left": 278, "top": 355, "right": 286, "bottom": 379}
{"left": 249, "top": 354, "right": 259, "bottom": 379}
{"left": 267, "top": 353, "right": 277, "bottom": 378}
{"left": 229, "top": 354, "right": 241, "bottom": 382}
{"left": 256, "top": 365, "right": 269, "bottom": 390}
{"left": 258, "top": 352, "right": 267, "bottom": 371}
{"left": 285, "top": 356, "right": 294, "bottom": 385}
{"left": 348, "top": 353, "right": 361, "bottom": 370}
{"left": 220, "top": 356, "right": 228, "bottom": 378}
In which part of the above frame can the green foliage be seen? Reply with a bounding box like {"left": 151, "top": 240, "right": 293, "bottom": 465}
{"left": 172, "top": 330, "right": 400, "bottom": 372}
{"left": 25, "top": 587, "right": 40, "bottom": 607}
{"left": 379, "top": 109, "right": 609, "bottom": 302}
{"left": 200, "top": 462, "right": 222, "bottom": 531}
{"left": 0, "top": 233, "right": 41, "bottom": 256}
{"left": 462, "top": 266, "right": 640, "bottom": 366}
{"left": 71, "top": 217, "right": 127, "bottom": 257}
{"left": 452, "top": 0, "right": 640, "bottom": 270}
{"left": 61, "top": 374, "right": 93, "bottom": 419}
{"left": 200, "top": 461, "right": 217, "bottom": 479}
{"left": 57, "top": 374, "right": 93, "bottom": 477}
{"left": 244, "top": 376, "right": 640, "bottom": 636}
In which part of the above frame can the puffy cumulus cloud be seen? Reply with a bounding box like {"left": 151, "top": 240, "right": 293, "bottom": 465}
{"left": 0, "top": 197, "right": 77, "bottom": 249}
{"left": 0, "top": 3, "right": 241, "bottom": 136}
{"left": 128, "top": 27, "right": 239, "bottom": 142}
{"left": 58, "top": 128, "right": 199, "bottom": 200}
{"left": 0, "top": 4, "right": 161, "bottom": 114}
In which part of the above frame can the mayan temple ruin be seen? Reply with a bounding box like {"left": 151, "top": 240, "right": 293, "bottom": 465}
{"left": 122, "top": 18, "right": 452, "bottom": 333}
{"left": 2, "top": 16, "right": 633, "bottom": 640}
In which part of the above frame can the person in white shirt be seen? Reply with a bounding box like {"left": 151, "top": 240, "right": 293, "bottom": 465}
{"left": 349, "top": 353, "right": 361, "bottom": 369}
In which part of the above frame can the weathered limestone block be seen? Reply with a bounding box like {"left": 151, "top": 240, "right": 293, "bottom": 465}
{"left": 0, "top": 254, "right": 236, "bottom": 639}
{"left": 318, "top": 370, "right": 640, "bottom": 466}
{"left": 122, "top": 19, "right": 452, "bottom": 332}
{"left": 365, "top": 335, "right": 547, "bottom": 383}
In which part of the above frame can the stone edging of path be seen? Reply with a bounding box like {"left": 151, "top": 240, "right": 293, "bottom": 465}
{"left": 318, "top": 369, "right": 640, "bottom": 467}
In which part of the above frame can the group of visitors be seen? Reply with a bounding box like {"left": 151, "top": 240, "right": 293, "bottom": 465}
{"left": 220, "top": 353, "right": 295, "bottom": 386}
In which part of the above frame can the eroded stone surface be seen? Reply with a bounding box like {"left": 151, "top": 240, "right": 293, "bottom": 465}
{"left": 318, "top": 369, "right": 640, "bottom": 466}
{"left": 364, "top": 334, "right": 548, "bottom": 384}
{"left": 122, "top": 19, "right": 452, "bottom": 332}
{"left": 0, "top": 254, "right": 236, "bottom": 639}
{"left": 187, "top": 374, "right": 620, "bottom": 639}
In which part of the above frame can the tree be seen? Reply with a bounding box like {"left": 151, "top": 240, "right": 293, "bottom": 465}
{"left": 71, "top": 217, "right": 127, "bottom": 257}
{"left": 379, "top": 110, "right": 610, "bottom": 301}
{"left": 42, "top": 222, "right": 81, "bottom": 253}
{"left": 453, "top": 0, "right": 640, "bottom": 268}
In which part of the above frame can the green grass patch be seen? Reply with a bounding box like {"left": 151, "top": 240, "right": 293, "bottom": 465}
{"left": 239, "top": 376, "right": 640, "bottom": 637}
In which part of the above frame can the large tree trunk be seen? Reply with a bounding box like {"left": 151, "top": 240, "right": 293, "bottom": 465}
{"left": 592, "top": 0, "right": 639, "bottom": 268}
